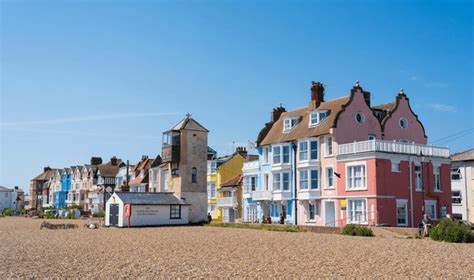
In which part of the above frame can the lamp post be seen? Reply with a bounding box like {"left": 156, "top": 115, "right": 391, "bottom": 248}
{"left": 420, "top": 151, "right": 425, "bottom": 214}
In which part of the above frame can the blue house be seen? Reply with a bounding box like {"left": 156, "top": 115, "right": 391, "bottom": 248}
{"left": 242, "top": 106, "right": 298, "bottom": 225}
{"left": 54, "top": 168, "right": 72, "bottom": 208}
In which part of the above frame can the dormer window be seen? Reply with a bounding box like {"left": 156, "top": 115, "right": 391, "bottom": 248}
{"left": 283, "top": 117, "right": 300, "bottom": 132}
{"left": 309, "top": 110, "right": 328, "bottom": 127}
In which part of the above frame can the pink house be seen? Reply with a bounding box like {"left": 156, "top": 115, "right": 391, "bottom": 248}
{"left": 256, "top": 81, "right": 451, "bottom": 227}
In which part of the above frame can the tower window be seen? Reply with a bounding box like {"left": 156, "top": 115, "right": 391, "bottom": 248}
{"left": 191, "top": 167, "right": 197, "bottom": 183}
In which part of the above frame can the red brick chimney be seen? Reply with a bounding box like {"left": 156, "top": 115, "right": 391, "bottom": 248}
{"left": 270, "top": 105, "right": 286, "bottom": 123}
{"left": 310, "top": 81, "right": 325, "bottom": 109}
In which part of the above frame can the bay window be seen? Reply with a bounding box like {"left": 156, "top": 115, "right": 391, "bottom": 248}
{"left": 299, "top": 141, "right": 308, "bottom": 161}
{"left": 273, "top": 173, "right": 281, "bottom": 191}
{"left": 282, "top": 172, "right": 290, "bottom": 191}
{"left": 310, "top": 141, "right": 318, "bottom": 160}
{"left": 273, "top": 146, "right": 281, "bottom": 164}
{"left": 310, "top": 169, "right": 319, "bottom": 189}
{"left": 282, "top": 146, "right": 290, "bottom": 163}
{"left": 299, "top": 170, "right": 308, "bottom": 190}
{"left": 346, "top": 164, "right": 366, "bottom": 190}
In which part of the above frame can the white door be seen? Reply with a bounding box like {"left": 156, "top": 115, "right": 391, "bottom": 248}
{"left": 396, "top": 200, "right": 408, "bottom": 226}
{"left": 325, "top": 201, "right": 335, "bottom": 226}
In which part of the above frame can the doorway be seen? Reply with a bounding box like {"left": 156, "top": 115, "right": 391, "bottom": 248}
{"left": 325, "top": 201, "right": 336, "bottom": 227}
{"left": 109, "top": 204, "right": 119, "bottom": 226}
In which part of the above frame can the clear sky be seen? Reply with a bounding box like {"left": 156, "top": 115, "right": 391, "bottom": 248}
{"left": 1, "top": 0, "right": 473, "bottom": 192}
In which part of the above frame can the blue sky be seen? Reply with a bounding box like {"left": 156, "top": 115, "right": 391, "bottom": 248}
{"left": 1, "top": 0, "right": 472, "bottom": 192}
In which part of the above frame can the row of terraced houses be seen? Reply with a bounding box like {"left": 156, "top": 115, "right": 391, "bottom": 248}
{"left": 31, "top": 81, "right": 456, "bottom": 227}
{"left": 208, "top": 81, "right": 453, "bottom": 227}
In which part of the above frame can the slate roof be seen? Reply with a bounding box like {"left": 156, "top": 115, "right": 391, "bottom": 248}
{"left": 113, "top": 192, "right": 189, "bottom": 205}
{"left": 0, "top": 186, "right": 12, "bottom": 192}
{"left": 451, "top": 149, "right": 474, "bottom": 162}
{"left": 260, "top": 96, "right": 350, "bottom": 146}
{"left": 172, "top": 116, "right": 209, "bottom": 132}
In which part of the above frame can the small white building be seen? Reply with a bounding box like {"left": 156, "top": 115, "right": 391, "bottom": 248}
{"left": 0, "top": 186, "right": 24, "bottom": 212}
{"left": 105, "top": 192, "right": 189, "bottom": 227}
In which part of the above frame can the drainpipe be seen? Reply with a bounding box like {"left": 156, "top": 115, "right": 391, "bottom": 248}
{"left": 292, "top": 141, "right": 298, "bottom": 225}
{"left": 408, "top": 156, "right": 414, "bottom": 227}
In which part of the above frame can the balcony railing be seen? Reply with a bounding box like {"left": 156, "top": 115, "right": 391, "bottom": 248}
{"left": 216, "top": 197, "right": 237, "bottom": 208}
{"left": 338, "top": 140, "right": 450, "bottom": 158}
{"left": 251, "top": 190, "right": 272, "bottom": 201}
{"left": 243, "top": 160, "right": 260, "bottom": 172}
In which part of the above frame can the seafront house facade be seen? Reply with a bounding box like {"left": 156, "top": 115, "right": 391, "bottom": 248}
{"left": 128, "top": 155, "right": 156, "bottom": 192}
{"left": 61, "top": 168, "right": 72, "bottom": 209}
{"left": 208, "top": 147, "right": 252, "bottom": 222}
{"left": 95, "top": 157, "right": 123, "bottom": 211}
{"left": 219, "top": 173, "right": 244, "bottom": 223}
{"left": 451, "top": 149, "right": 474, "bottom": 222}
{"left": 243, "top": 81, "right": 451, "bottom": 227}
{"left": 30, "top": 167, "right": 56, "bottom": 211}
{"left": 157, "top": 115, "right": 209, "bottom": 224}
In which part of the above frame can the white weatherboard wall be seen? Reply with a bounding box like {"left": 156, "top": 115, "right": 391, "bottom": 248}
{"left": 124, "top": 205, "right": 189, "bottom": 227}
{"left": 105, "top": 193, "right": 189, "bottom": 227}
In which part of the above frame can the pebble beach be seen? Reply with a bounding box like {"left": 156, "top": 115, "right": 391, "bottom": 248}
{"left": 1, "top": 217, "right": 473, "bottom": 278}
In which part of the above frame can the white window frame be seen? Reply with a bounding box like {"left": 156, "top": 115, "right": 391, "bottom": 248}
{"left": 346, "top": 162, "right": 367, "bottom": 191}
{"left": 299, "top": 139, "right": 319, "bottom": 162}
{"left": 310, "top": 169, "right": 319, "bottom": 190}
{"left": 391, "top": 161, "right": 400, "bottom": 173}
{"left": 273, "top": 173, "right": 281, "bottom": 191}
{"left": 325, "top": 166, "right": 334, "bottom": 189}
{"left": 368, "top": 134, "right": 376, "bottom": 140}
{"left": 263, "top": 147, "right": 269, "bottom": 164}
{"left": 273, "top": 146, "right": 281, "bottom": 164}
{"left": 299, "top": 170, "right": 309, "bottom": 190}
{"left": 396, "top": 199, "right": 408, "bottom": 226}
{"left": 282, "top": 172, "right": 290, "bottom": 191}
{"left": 299, "top": 141, "right": 308, "bottom": 162}
{"left": 415, "top": 165, "right": 422, "bottom": 191}
{"left": 425, "top": 200, "right": 437, "bottom": 219}
{"left": 207, "top": 182, "right": 216, "bottom": 198}
{"left": 325, "top": 136, "right": 333, "bottom": 157}
{"left": 434, "top": 166, "right": 441, "bottom": 192}
{"left": 282, "top": 145, "right": 290, "bottom": 164}
{"left": 283, "top": 117, "right": 299, "bottom": 132}
{"left": 307, "top": 203, "right": 316, "bottom": 222}
{"left": 263, "top": 173, "right": 269, "bottom": 191}
{"left": 309, "top": 110, "right": 328, "bottom": 127}
{"left": 310, "top": 140, "right": 318, "bottom": 160}
{"left": 347, "top": 198, "right": 368, "bottom": 224}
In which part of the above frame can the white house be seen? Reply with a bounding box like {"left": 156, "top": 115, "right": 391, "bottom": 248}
{"left": 0, "top": 186, "right": 24, "bottom": 212}
{"left": 105, "top": 192, "right": 189, "bottom": 227}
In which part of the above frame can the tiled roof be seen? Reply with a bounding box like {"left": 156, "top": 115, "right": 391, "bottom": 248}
{"left": 114, "top": 192, "right": 188, "bottom": 205}
{"left": 221, "top": 173, "right": 243, "bottom": 187}
{"left": 451, "top": 149, "right": 474, "bottom": 162}
{"left": 372, "top": 102, "right": 396, "bottom": 111}
{"left": 260, "top": 96, "right": 350, "bottom": 146}
{"left": 172, "top": 117, "right": 209, "bottom": 132}
{"left": 129, "top": 175, "right": 145, "bottom": 186}
{"left": 98, "top": 164, "right": 120, "bottom": 177}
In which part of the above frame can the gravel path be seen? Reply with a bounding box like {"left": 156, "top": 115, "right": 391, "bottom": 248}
{"left": 0, "top": 217, "right": 473, "bottom": 278}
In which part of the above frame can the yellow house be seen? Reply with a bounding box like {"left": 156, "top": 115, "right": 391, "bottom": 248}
{"left": 207, "top": 147, "right": 249, "bottom": 222}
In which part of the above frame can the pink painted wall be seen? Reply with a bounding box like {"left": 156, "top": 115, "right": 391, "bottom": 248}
{"left": 382, "top": 96, "right": 427, "bottom": 144}
{"left": 334, "top": 158, "right": 451, "bottom": 227}
{"left": 333, "top": 89, "right": 382, "bottom": 144}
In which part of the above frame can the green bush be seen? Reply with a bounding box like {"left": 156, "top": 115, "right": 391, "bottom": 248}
{"left": 341, "top": 224, "right": 374, "bottom": 237}
{"left": 67, "top": 205, "right": 81, "bottom": 210}
{"left": 430, "top": 219, "right": 470, "bottom": 243}
{"left": 96, "top": 210, "right": 105, "bottom": 218}
{"left": 3, "top": 208, "right": 13, "bottom": 216}
{"left": 67, "top": 210, "right": 75, "bottom": 219}
{"left": 44, "top": 211, "right": 56, "bottom": 219}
